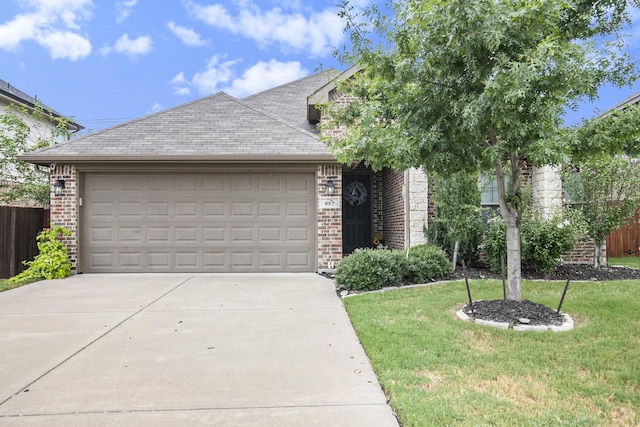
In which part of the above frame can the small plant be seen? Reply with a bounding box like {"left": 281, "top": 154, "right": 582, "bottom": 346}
{"left": 406, "top": 244, "right": 450, "bottom": 283}
{"left": 5, "top": 224, "right": 72, "bottom": 285}
{"left": 335, "top": 249, "right": 407, "bottom": 291}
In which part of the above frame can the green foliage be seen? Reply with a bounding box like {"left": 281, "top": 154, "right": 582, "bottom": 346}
{"left": 563, "top": 155, "right": 640, "bottom": 265}
{"left": 322, "top": 0, "right": 639, "bottom": 299}
{"left": 427, "top": 172, "right": 484, "bottom": 267}
{"left": 0, "top": 105, "right": 71, "bottom": 206}
{"left": 5, "top": 224, "right": 72, "bottom": 285}
{"left": 405, "top": 244, "right": 450, "bottom": 284}
{"left": 335, "top": 245, "right": 449, "bottom": 291}
{"left": 483, "top": 209, "right": 582, "bottom": 273}
{"left": 334, "top": 248, "right": 407, "bottom": 291}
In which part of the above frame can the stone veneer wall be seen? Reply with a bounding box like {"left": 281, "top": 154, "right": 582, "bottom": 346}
{"left": 317, "top": 164, "right": 342, "bottom": 270}
{"left": 50, "top": 164, "right": 78, "bottom": 271}
{"left": 382, "top": 168, "right": 405, "bottom": 249}
{"left": 408, "top": 168, "right": 428, "bottom": 246}
{"left": 531, "top": 166, "right": 562, "bottom": 219}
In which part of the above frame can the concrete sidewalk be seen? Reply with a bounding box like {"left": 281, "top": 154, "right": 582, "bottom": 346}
{"left": 0, "top": 274, "right": 398, "bottom": 426}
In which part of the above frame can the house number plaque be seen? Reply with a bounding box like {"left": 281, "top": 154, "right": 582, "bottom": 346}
{"left": 319, "top": 197, "right": 340, "bottom": 209}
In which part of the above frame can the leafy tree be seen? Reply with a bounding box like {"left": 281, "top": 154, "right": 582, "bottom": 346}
{"left": 0, "top": 105, "right": 71, "bottom": 206}
{"left": 321, "top": 0, "right": 640, "bottom": 300}
{"left": 428, "top": 171, "right": 483, "bottom": 271}
{"left": 564, "top": 154, "right": 640, "bottom": 267}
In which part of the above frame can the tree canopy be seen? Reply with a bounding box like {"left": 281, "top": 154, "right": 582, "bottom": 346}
{"left": 321, "top": 0, "right": 640, "bottom": 300}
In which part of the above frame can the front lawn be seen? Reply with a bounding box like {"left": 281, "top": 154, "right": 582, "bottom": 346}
{"left": 608, "top": 257, "right": 640, "bottom": 269}
{"left": 344, "top": 279, "right": 640, "bottom": 426}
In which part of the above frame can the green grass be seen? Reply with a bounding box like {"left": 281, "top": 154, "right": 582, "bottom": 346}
{"left": 0, "top": 278, "right": 37, "bottom": 292}
{"left": 608, "top": 257, "right": 640, "bottom": 269}
{"left": 344, "top": 279, "right": 640, "bottom": 426}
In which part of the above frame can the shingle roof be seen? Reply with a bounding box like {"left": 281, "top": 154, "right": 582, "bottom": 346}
{"left": 0, "top": 78, "right": 83, "bottom": 131}
{"left": 242, "top": 70, "right": 333, "bottom": 134}
{"left": 22, "top": 73, "right": 338, "bottom": 165}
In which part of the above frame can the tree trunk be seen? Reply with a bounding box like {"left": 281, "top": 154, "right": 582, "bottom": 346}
{"left": 503, "top": 210, "right": 523, "bottom": 301}
{"left": 494, "top": 154, "right": 523, "bottom": 302}
{"left": 452, "top": 239, "right": 460, "bottom": 273}
{"left": 594, "top": 240, "right": 603, "bottom": 268}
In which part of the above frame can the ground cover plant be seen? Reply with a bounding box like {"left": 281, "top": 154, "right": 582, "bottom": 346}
{"left": 344, "top": 279, "right": 640, "bottom": 426}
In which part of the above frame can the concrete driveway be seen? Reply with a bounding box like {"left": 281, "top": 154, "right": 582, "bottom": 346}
{"left": 0, "top": 274, "right": 398, "bottom": 426}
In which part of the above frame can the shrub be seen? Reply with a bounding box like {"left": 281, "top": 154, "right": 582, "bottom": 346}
{"left": 483, "top": 214, "right": 507, "bottom": 273}
{"left": 427, "top": 216, "right": 483, "bottom": 267}
{"left": 406, "top": 244, "right": 450, "bottom": 283}
{"left": 335, "top": 249, "right": 408, "bottom": 291}
{"left": 5, "top": 224, "right": 72, "bottom": 285}
{"left": 482, "top": 209, "right": 582, "bottom": 273}
{"left": 521, "top": 211, "right": 581, "bottom": 273}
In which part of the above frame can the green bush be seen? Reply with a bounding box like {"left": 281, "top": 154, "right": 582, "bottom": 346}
{"left": 482, "top": 210, "right": 581, "bottom": 273}
{"left": 521, "top": 211, "right": 581, "bottom": 273}
{"left": 335, "top": 249, "right": 408, "bottom": 291}
{"left": 427, "top": 216, "right": 483, "bottom": 267}
{"left": 5, "top": 224, "right": 72, "bottom": 285}
{"left": 335, "top": 244, "right": 450, "bottom": 291}
{"left": 406, "top": 244, "right": 450, "bottom": 283}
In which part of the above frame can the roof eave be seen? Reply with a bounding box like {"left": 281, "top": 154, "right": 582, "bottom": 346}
{"left": 18, "top": 153, "right": 338, "bottom": 166}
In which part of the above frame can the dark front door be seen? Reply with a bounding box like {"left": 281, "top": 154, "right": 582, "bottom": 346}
{"left": 342, "top": 174, "right": 372, "bottom": 254}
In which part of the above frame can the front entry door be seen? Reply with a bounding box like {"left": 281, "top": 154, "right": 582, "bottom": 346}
{"left": 342, "top": 174, "right": 372, "bottom": 254}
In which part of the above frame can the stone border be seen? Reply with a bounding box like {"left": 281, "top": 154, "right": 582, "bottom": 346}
{"left": 456, "top": 307, "right": 574, "bottom": 332}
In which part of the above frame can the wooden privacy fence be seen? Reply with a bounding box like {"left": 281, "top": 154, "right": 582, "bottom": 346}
{"left": 607, "top": 210, "right": 640, "bottom": 258}
{"left": 0, "top": 206, "right": 49, "bottom": 279}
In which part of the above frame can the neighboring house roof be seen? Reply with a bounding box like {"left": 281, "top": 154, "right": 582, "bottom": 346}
{"left": 22, "top": 87, "right": 336, "bottom": 165}
{"left": 609, "top": 91, "right": 640, "bottom": 112}
{"left": 0, "top": 78, "right": 83, "bottom": 132}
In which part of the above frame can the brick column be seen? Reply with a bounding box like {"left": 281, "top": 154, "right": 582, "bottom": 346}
{"left": 50, "top": 165, "right": 78, "bottom": 272}
{"left": 317, "top": 165, "right": 342, "bottom": 270}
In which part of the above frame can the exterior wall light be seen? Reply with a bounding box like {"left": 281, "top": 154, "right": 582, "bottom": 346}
{"left": 326, "top": 179, "right": 335, "bottom": 196}
{"left": 53, "top": 179, "right": 66, "bottom": 196}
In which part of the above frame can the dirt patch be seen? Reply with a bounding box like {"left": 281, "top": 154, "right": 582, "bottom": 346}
{"left": 450, "top": 264, "right": 640, "bottom": 281}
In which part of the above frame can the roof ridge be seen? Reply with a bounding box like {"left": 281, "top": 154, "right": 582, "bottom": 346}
{"left": 241, "top": 68, "right": 335, "bottom": 101}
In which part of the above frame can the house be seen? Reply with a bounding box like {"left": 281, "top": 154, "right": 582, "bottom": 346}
{"left": 1, "top": 78, "right": 83, "bottom": 207}
{"left": 20, "top": 68, "right": 590, "bottom": 274}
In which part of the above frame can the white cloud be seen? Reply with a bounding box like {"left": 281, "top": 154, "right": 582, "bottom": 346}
{"left": 167, "top": 22, "right": 207, "bottom": 47}
{"left": 39, "top": 31, "right": 92, "bottom": 60}
{"left": 171, "top": 58, "right": 308, "bottom": 98}
{"left": 192, "top": 55, "right": 239, "bottom": 94}
{"left": 102, "top": 34, "right": 152, "bottom": 58}
{"left": 0, "top": 0, "right": 92, "bottom": 60}
{"left": 116, "top": 0, "right": 138, "bottom": 23}
{"left": 186, "top": 1, "right": 345, "bottom": 57}
{"left": 226, "top": 60, "right": 308, "bottom": 97}
{"left": 149, "top": 102, "right": 163, "bottom": 113}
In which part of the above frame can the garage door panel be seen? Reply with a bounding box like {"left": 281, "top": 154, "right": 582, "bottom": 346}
{"left": 83, "top": 173, "right": 316, "bottom": 272}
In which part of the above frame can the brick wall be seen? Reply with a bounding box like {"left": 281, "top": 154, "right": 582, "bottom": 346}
{"left": 372, "top": 170, "right": 383, "bottom": 239}
{"left": 317, "top": 164, "right": 342, "bottom": 270}
{"left": 382, "top": 168, "right": 405, "bottom": 249}
{"left": 50, "top": 164, "right": 78, "bottom": 271}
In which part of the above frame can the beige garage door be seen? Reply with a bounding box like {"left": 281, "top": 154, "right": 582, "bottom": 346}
{"left": 82, "top": 173, "right": 316, "bottom": 273}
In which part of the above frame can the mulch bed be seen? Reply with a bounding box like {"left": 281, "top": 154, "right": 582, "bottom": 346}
{"left": 461, "top": 299, "right": 565, "bottom": 326}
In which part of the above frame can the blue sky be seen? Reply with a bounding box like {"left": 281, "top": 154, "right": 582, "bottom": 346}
{"left": 1, "top": 0, "right": 639, "bottom": 133}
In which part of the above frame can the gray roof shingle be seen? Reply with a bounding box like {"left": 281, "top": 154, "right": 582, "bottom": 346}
{"left": 22, "top": 71, "right": 338, "bottom": 164}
